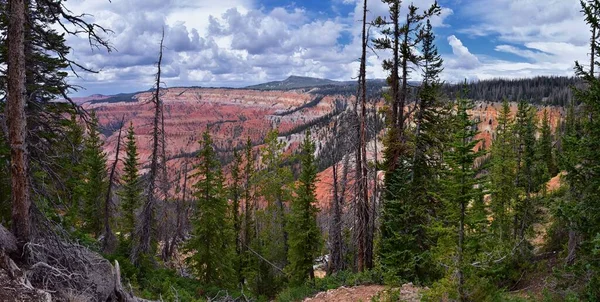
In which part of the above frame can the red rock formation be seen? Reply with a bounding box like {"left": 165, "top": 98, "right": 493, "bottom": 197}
{"left": 87, "top": 89, "right": 564, "bottom": 210}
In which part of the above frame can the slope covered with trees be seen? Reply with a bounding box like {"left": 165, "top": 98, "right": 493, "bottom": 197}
{"left": 1, "top": 0, "right": 600, "bottom": 301}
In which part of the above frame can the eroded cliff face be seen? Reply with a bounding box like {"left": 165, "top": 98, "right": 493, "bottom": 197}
{"left": 85, "top": 87, "right": 351, "bottom": 206}
{"left": 83, "top": 88, "right": 563, "bottom": 210}
{"left": 88, "top": 88, "right": 331, "bottom": 161}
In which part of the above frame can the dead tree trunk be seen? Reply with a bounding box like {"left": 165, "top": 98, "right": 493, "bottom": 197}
{"left": 356, "top": 0, "right": 371, "bottom": 272}
{"left": 169, "top": 161, "right": 188, "bottom": 256}
{"left": 132, "top": 31, "right": 164, "bottom": 265}
{"left": 7, "top": 0, "right": 31, "bottom": 246}
{"left": 159, "top": 86, "right": 173, "bottom": 262}
{"left": 370, "top": 105, "right": 379, "bottom": 257}
{"left": 329, "top": 120, "right": 344, "bottom": 274}
{"left": 103, "top": 117, "right": 125, "bottom": 254}
{"left": 181, "top": 160, "right": 190, "bottom": 236}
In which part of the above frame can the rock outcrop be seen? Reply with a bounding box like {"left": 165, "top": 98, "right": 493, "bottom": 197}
{"left": 85, "top": 88, "right": 564, "bottom": 210}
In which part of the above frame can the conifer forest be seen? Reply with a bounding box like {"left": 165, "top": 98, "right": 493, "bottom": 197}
{"left": 2, "top": 0, "right": 600, "bottom": 301}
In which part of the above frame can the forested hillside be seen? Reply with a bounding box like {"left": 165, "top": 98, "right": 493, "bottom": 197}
{"left": 443, "top": 76, "right": 583, "bottom": 106}
{"left": 1, "top": 0, "right": 600, "bottom": 302}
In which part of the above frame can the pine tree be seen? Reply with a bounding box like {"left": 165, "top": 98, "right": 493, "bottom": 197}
{"left": 230, "top": 149, "right": 243, "bottom": 283}
{"left": 241, "top": 137, "right": 256, "bottom": 279}
{"left": 286, "top": 131, "right": 321, "bottom": 285}
{"left": 373, "top": 1, "right": 441, "bottom": 171}
{"left": 247, "top": 129, "right": 292, "bottom": 296}
{"left": 539, "top": 109, "right": 557, "bottom": 177}
{"left": 50, "top": 112, "right": 86, "bottom": 229}
{"left": 81, "top": 112, "right": 108, "bottom": 237}
{"left": 562, "top": 0, "right": 600, "bottom": 279}
{"left": 489, "top": 101, "right": 517, "bottom": 240}
{"left": 513, "top": 102, "right": 546, "bottom": 247}
{"left": 558, "top": 101, "right": 584, "bottom": 265}
{"left": 184, "top": 130, "right": 235, "bottom": 287}
{"left": 441, "top": 93, "right": 485, "bottom": 301}
{"left": 1, "top": 0, "right": 111, "bottom": 247}
{"left": 119, "top": 122, "right": 142, "bottom": 238}
{"left": 257, "top": 129, "right": 292, "bottom": 261}
{"left": 378, "top": 17, "right": 448, "bottom": 284}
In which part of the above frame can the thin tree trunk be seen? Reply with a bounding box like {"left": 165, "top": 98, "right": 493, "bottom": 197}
{"left": 591, "top": 25, "right": 596, "bottom": 77}
{"left": 329, "top": 120, "right": 344, "bottom": 274}
{"left": 392, "top": 1, "right": 400, "bottom": 135}
{"left": 7, "top": 0, "right": 31, "bottom": 246}
{"left": 458, "top": 199, "right": 465, "bottom": 302}
{"left": 103, "top": 117, "right": 124, "bottom": 254}
{"left": 566, "top": 186, "right": 579, "bottom": 265}
{"left": 399, "top": 14, "right": 410, "bottom": 133}
{"left": 355, "top": 0, "right": 372, "bottom": 272}
{"left": 370, "top": 106, "right": 378, "bottom": 256}
{"left": 133, "top": 31, "right": 164, "bottom": 264}
{"left": 243, "top": 154, "right": 253, "bottom": 254}
{"left": 182, "top": 160, "right": 190, "bottom": 235}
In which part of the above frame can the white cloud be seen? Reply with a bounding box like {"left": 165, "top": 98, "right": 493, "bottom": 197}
{"left": 461, "top": 0, "right": 586, "bottom": 44}
{"left": 446, "top": 35, "right": 481, "bottom": 70}
{"left": 60, "top": 0, "right": 584, "bottom": 95}
{"left": 441, "top": 0, "right": 590, "bottom": 82}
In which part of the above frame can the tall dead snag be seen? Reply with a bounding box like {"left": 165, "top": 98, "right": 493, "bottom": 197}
{"left": 132, "top": 31, "right": 165, "bottom": 265}
{"left": 166, "top": 160, "right": 189, "bottom": 260}
{"left": 103, "top": 116, "right": 125, "bottom": 254}
{"left": 355, "top": 0, "right": 372, "bottom": 272}
{"left": 7, "top": 0, "right": 30, "bottom": 246}
{"left": 329, "top": 120, "right": 344, "bottom": 274}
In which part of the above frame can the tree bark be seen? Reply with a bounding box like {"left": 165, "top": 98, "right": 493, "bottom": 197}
{"left": 132, "top": 31, "right": 164, "bottom": 264}
{"left": 329, "top": 120, "right": 344, "bottom": 274}
{"left": 103, "top": 117, "right": 124, "bottom": 254}
{"left": 591, "top": 24, "right": 596, "bottom": 77}
{"left": 7, "top": 0, "right": 31, "bottom": 246}
{"left": 354, "top": 0, "right": 369, "bottom": 272}
{"left": 458, "top": 199, "right": 465, "bottom": 302}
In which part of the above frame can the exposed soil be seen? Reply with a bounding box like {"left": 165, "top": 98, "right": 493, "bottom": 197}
{"left": 304, "top": 283, "right": 422, "bottom": 302}
{"left": 304, "top": 285, "right": 386, "bottom": 302}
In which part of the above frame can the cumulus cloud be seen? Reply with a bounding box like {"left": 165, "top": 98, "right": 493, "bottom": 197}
{"left": 446, "top": 35, "right": 481, "bottom": 70}
{"left": 466, "top": 0, "right": 585, "bottom": 43}
{"left": 441, "top": 40, "right": 581, "bottom": 83}
{"left": 433, "top": 0, "right": 589, "bottom": 83}
{"left": 58, "top": 0, "right": 582, "bottom": 96}
{"left": 63, "top": 0, "right": 393, "bottom": 94}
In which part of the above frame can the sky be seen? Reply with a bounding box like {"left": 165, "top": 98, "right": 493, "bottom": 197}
{"left": 62, "top": 0, "right": 590, "bottom": 96}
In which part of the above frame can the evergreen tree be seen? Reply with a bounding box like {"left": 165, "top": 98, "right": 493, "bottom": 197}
{"left": 241, "top": 137, "right": 257, "bottom": 281}
{"left": 560, "top": 2, "right": 600, "bottom": 292}
{"left": 513, "top": 102, "right": 546, "bottom": 247}
{"left": 81, "top": 112, "right": 108, "bottom": 237}
{"left": 558, "top": 101, "right": 584, "bottom": 265}
{"left": 119, "top": 122, "right": 142, "bottom": 237}
{"left": 47, "top": 112, "right": 86, "bottom": 229}
{"left": 440, "top": 93, "right": 485, "bottom": 301}
{"left": 257, "top": 129, "right": 293, "bottom": 260}
{"left": 489, "top": 101, "right": 517, "bottom": 240}
{"left": 184, "top": 130, "right": 235, "bottom": 287}
{"left": 230, "top": 149, "right": 243, "bottom": 283}
{"left": 378, "top": 17, "right": 448, "bottom": 284}
{"left": 286, "top": 131, "right": 321, "bottom": 285}
{"left": 1, "top": 0, "right": 109, "bottom": 240}
{"left": 539, "top": 109, "right": 557, "bottom": 177}
{"left": 247, "top": 129, "right": 293, "bottom": 296}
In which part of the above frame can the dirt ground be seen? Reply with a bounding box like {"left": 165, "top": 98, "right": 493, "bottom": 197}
{"left": 304, "top": 283, "right": 422, "bottom": 302}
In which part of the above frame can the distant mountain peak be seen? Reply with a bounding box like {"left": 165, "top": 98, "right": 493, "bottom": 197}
{"left": 247, "top": 75, "right": 341, "bottom": 90}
